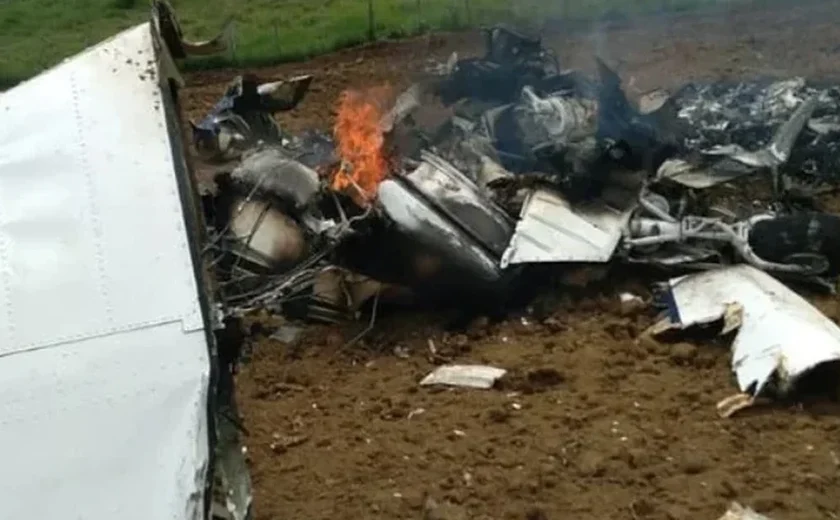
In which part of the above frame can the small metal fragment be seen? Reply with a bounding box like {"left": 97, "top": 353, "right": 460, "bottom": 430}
{"left": 420, "top": 365, "right": 507, "bottom": 389}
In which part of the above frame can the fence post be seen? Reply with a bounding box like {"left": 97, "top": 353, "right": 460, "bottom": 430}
{"left": 229, "top": 21, "right": 238, "bottom": 65}
{"left": 416, "top": 0, "right": 422, "bottom": 31}
{"left": 464, "top": 0, "right": 472, "bottom": 25}
{"left": 367, "top": 0, "right": 375, "bottom": 41}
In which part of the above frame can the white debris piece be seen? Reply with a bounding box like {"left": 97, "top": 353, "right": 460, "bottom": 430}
{"left": 270, "top": 325, "right": 304, "bottom": 344}
{"left": 619, "top": 292, "right": 646, "bottom": 315}
{"left": 420, "top": 365, "right": 507, "bottom": 389}
{"left": 501, "top": 188, "right": 635, "bottom": 266}
{"left": 638, "top": 88, "right": 671, "bottom": 114}
{"left": 653, "top": 265, "right": 840, "bottom": 415}
{"left": 718, "top": 502, "right": 774, "bottom": 520}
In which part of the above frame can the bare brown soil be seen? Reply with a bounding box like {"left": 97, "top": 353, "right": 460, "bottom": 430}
{"left": 183, "top": 2, "right": 840, "bottom": 519}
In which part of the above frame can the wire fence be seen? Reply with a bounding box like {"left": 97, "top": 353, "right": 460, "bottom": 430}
{"left": 185, "top": 0, "right": 751, "bottom": 69}
{"left": 2, "top": 0, "right": 757, "bottom": 85}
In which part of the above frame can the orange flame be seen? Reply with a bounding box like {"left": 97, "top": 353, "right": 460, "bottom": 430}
{"left": 331, "top": 86, "right": 394, "bottom": 206}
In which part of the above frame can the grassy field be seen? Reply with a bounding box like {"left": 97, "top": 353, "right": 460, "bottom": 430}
{"left": 1, "top": 0, "right": 746, "bottom": 88}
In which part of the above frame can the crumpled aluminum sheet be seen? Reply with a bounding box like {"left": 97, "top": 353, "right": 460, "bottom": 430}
{"left": 670, "top": 78, "right": 840, "bottom": 179}
{"left": 501, "top": 187, "right": 635, "bottom": 266}
{"left": 377, "top": 178, "right": 503, "bottom": 285}
{"left": 230, "top": 145, "right": 320, "bottom": 212}
{"left": 657, "top": 265, "right": 840, "bottom": 397}
{"left": 404, "top": 151, "right": 515, "bottom": 257}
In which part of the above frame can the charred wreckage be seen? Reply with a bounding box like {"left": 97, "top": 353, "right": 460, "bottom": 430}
{"left": 197, "top": 27, "right": 840, "bottom": 304}
{"left": 193, "top": 25, "right": 840, "bottom": 419}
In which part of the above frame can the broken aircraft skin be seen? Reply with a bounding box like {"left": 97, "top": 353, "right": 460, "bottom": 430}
{"left": 0, "top": 2, "right": 253, "bottom": 520}
{"left": 191, "top": 73, "right": 314, "bottom": 163}
{"left": 652, "top": 265, "right": 840, "bottom": 418}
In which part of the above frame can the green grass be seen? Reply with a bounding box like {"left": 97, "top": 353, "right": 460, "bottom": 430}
{"left": 1, "top": 0, "right": 747, "bottom": 89}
